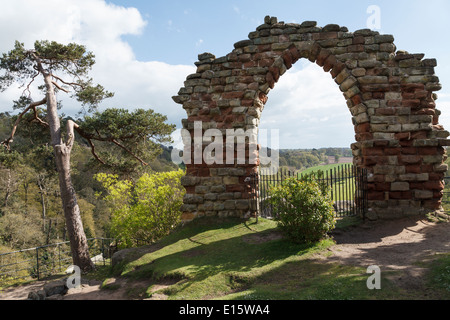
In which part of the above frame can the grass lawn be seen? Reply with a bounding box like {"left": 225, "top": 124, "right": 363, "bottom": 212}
{"left": 261, "top": 164, "right": 359, "bottom": 203}
{"left": 108, "top": 217, "right": 450, "bottom": 300}
{"left": 298, "top": 163, "right": 352, "bottom": 176}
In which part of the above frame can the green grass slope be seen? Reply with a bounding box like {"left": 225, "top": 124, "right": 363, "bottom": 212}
{"left": 108, "top": 217, "right": 449, "bottom": 300}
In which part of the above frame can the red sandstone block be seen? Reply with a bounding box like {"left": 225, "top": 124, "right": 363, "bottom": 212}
{"left": 395, "top": 132, "right": 411, "bottom": 141}
{"left": 372, "top": 92, "right": 385, "bottom": 100}
{"left": 241, "top": 99, "right": 254, "bottom": 107}
{"left": 402, "top": 99, "right": 421, "bottom": 108}
{"left": 282, "top": 51, "right": 293, "bottom": 69}
{"left": 199, "top": 108, "right": 210, "bottom": 116}
{"left": 309, "top": 43, "right": 321, "bottom": 62}
{"left": 364, "top": 156, "right": 378, "bottom": 166}
{"left": 375, "top": 182, "right": 391, "bottom": 191}
{"left": 399, "top": 140, "right": 414, "bottom": 147}
{"left": 350, "top": 94, "right": 362, "bottom": 106}
{"left": 259, "top": 92, "right": 268, "bottom": 104}
{"left": 402, "top": 92, "right": 415, "bottom": 99}
{"left": 401, "top": 147, "right": 418, "bottom": 155}
{"left": 266, "top": 72, "right": 275, "bottom": 89}
{"left": 389, "top": 191, "right": 412, "bottom": 200}
{"left": 375, "top": 108, "right": 396, "bottom": 116}
{"left": 353, "top": 36, "right": 365, "bottom": 45}
{"left": 259, "top": 58, "right": 274, "bottom": 67}
{"left": 424, "top": 180, "right": 444, "bottom": 190}
{"left": 355, "top": 123, "right": 371, "bottom": 133}
{"left": 226, "top": 185, "right": 245, "bottom": 193}
{"left": 405, "top": 165, "right": 422, "bottom": 174}
{"left": 222, "top": 91, "right": 245, "bottom": 99}
{"left": 268, "top": 66, "right": 280, "bottom": 82}
{"left": 434, "top": 191, "right": 444, "bottom": 199}
{"left": 419, "top": 147, "right": 441, "bottom": 155}
{"left": 313, "top": 32, "right": 338, "bottom": 40}
{"left": 374, "top": 140, "right": 390, "bottom": 147}
{"left": 368, "top": 192, "right": 385, "bottom": 201}
{"left": 387, "top": 99, "right": 402, "bottom": 107}
{"left": 238, "top": 54, "right": 252, "bottom": 62}
{"left": 243, "top": 61, "right": 257, "bottom": 68}
{"left": 355, "top": 133, "right": 373, "bottom": 141}
{"left": 401, "top": 83, "right": 425, "bottom": 92}
{"left": 316, "top": 49, "right": 331, "bottom": 67}
{"left": 348, "top": 44, "right": 364, "bottom": 52}
{"left": 363, "top": 148, "right": 385, "bottom": 156}
{"left": 410, "top": 131, "right": 428, "bottom": 140}
{"left": 384, "top": 148, "right": 402, "bottom": 156}
{"left": 289, "top": 45, "right": 301, "bottom": 62}
{"left": 257, "top": 44, "right": 272, "bottom": 52}
{"left": 429, "top": 173, "right": 444, "bottom": 181}
{"left": 372, "top": 175, "right": 386, "bottom": 183}
{"left": 409, "top": 182, "right": 424, "bottom": 190}
{"left": 400, "top": 155, "right": 422, "bottom": 164}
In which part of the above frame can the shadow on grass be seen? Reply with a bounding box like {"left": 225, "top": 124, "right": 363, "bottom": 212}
{"left": 110, "top": 217, "right": 326, "bottom": 298}
{"left": 109, "top": 216, "right": 450, "bottom": 300}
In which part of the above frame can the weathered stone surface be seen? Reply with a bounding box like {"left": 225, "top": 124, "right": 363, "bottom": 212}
{"left": 174, "top": 15, "right": 447, "bottom": 222}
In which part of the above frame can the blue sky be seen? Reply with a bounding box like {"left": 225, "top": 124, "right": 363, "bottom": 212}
{"left": 1, "top": 0, "right": 449, "bottom": 149}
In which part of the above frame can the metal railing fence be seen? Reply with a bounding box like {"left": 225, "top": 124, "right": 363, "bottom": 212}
{"left": 0, "top": 238, "right": 114, "bottom": 286}
{"left": 249, "top": 164, "right": 368, "bottom": 220}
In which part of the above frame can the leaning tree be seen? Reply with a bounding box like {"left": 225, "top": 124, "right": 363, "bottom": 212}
{"left": 0, "top": 41, "right": 175, "bottom": 272}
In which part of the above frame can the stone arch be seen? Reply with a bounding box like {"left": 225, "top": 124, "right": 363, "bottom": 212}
{"left": 173, "top": 16, "right": 449, "bottom": 222}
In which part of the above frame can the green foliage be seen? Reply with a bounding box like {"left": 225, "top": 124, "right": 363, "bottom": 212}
{"left": 0, "top": 40, "right": 112, "bottom": 110}
{"left": 0, "top": 211, "right": 45, "bottom": 248}
{"left": 268, "top": 176, "right": 336, "bottom": 244}
{"left": 96, "top": 170, "right": 186, "bottom": 248}
{"left": 78, "top": 108, "right": 175, "bottom": 173}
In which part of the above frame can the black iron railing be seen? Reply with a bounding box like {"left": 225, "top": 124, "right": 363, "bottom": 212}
{"left": 249, "top": 164, "right": 368, "bottom": 220}
{"left": 0, "top": 238, "right": 114, "bottom": 286}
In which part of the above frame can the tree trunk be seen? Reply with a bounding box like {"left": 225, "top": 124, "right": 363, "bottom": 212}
{"left": 37, "top": 175, "right": 46, "bottom": 231}
{"left": 44, "top": 74, "right": 94, "bottom": 272}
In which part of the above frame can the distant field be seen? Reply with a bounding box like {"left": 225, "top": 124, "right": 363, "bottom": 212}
{"left": 298, "top": 163, "right": 354, "bottom": 176}
{"left": 259, "top": 163, "right": 358, "bottom": 203}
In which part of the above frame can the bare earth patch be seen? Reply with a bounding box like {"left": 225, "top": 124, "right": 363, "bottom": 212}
{"left": 320, "top": 217, "right": 450, "bottom": 293}
{"left": 1, "top": 216, "right": 448, "bottom": 300}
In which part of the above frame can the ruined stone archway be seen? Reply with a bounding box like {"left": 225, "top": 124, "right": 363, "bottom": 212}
{"left": 172, "top": 16, "right": 449, "bottom": 222}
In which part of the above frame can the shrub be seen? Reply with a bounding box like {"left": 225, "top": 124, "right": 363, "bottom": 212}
{"left": 268, "top": 176, "right": 335, "bottom": 244}
{"left": 96, "top": 170, "right": 185, "bottom": 248}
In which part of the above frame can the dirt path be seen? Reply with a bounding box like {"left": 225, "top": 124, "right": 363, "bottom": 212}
{"left": 1, "top": 217, "right": 448, "bottom": 300}
{"left": 323, "top": 217, "right": 450, "bottom": 292}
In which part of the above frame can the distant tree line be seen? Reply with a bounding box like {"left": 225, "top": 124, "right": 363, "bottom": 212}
{"left": 277, "top": 148, "right": 353, "bottom": 171}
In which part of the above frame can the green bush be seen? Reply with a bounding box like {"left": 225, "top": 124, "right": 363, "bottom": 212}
{"left": 95, "top": 170, "right": 185, "bottom": 248}
{"left": 268, "top": 176, "right": 336, "bottom": 244}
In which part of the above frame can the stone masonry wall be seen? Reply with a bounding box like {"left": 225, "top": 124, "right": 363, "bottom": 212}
{"left": 172, "top": 16, "right": 450, "bottom": 222}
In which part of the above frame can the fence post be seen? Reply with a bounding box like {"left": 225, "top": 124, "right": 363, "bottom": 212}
{"left": 36, "top": 247, "right": 39, "bottom": 281}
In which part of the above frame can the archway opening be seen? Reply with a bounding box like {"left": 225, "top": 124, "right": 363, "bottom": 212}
{"left": 256, "top": 58, "right": 367, "bottom": 219}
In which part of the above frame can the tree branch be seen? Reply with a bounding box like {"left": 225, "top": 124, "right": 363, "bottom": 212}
{"left": 111, "top": 139, "right": 148, "bottom": 166}
{"left": 30, "top": 106, "right": 49, "bottom": 127}
{"left": 51, "top": 73, "right": 84, "bottom": 89}
{"left": 69, "top": 122, "right": 105, "bottom": 165}
{"left": 1, "top": 97, "right": 47, "bottom": 150}
{"left": 72, "top": 125, "right": 148, "bottom": 166}
{"left": 51, "top": 80, "right": 70, "bottom": 93}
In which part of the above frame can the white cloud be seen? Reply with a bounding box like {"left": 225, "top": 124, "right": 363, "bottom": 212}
{"left": 196, "top": 39, "right": 204, "bottom": 47}
{"left": 0, "top": 0, "right": 194, "bottom": 129}
{"left": 260, "top": 62, "right": 355, "bottom": 149}
{"left": 0, "top": 0, "right": 357, "bottom": 149}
